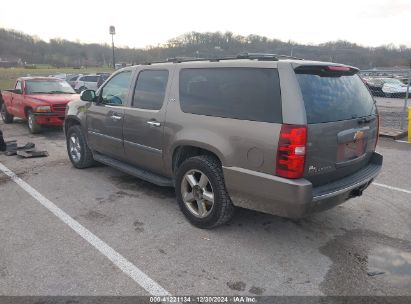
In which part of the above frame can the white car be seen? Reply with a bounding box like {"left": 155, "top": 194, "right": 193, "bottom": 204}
{"left": 381, "top": 78, "right": 410, "bottom": 97}
{"left": 67, "top": 74, "right": 83, "bottom": 88}
{"left": 74, "top": 74, "right": 100, "bottom": 92}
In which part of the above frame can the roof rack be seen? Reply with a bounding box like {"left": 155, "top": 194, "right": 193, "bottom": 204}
{"left": 142, "top": 53, "right": 303, "bottom": 65}
{"left": 237, "top": 53, "right": 303, "bottom": 61}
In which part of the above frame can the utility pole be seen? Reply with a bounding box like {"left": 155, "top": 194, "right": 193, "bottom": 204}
{"left": 109, "top": 25, "right": 116, "bottom": 69}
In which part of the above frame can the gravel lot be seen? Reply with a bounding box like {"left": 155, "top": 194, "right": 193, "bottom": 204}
{"left": 0, "top": 119, "right": 410, "bottom": 298}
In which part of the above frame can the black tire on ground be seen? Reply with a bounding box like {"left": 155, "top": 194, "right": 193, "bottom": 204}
{"left": 27, "top": 109, "right": 42, "bottom": 134}
{"left": 66, "top": 125, "right": 95, "bottom": 169}
{"left": 78, "top": 86, "right": 87, "bottom": 93}
{"left": 175, "top": 155, "right": 235, "bottom": 229}
{"left": 1, "top": 103, "right": 14, "bottom": 124}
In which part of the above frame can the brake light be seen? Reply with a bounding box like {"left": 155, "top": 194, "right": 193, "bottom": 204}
{"left": 327, "top": 66, "right": 351, "bottom": 72}
{"left": 276, "top": 124, "right": 307, "bottom": 179}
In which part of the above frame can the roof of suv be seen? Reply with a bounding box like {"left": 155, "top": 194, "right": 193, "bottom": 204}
{"left": 118, "top": 53, "right": 357, "bottom": 71}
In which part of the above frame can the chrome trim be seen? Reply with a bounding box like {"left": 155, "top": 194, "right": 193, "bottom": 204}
{"left": 104, "top": 105, "right": 128, "bottom": 109}
{"left": 110, "top": 115, "right": 123, "bottom": 120}
{"left": 120, "top": 106, "right": 160, "bottom": 113}
{"left": 147, "top": 121, "right": 161, "bottom": 127}
{"left": 124, "top": 140, "right": 162, "bottom": 155}
{"left": 88, "top": 131, "right": 122, "bottom": 142}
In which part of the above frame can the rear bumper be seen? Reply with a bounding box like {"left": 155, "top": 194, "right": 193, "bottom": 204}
{"left": 33, "top": 112, "right": 65, "bottom": 126}
{"left": 223, "top": 152, "right": 383, "bottom": 218}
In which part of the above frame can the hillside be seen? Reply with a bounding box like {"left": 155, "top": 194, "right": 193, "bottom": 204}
{"left": 0, "top": 28, "right": 410, "bottom": 69}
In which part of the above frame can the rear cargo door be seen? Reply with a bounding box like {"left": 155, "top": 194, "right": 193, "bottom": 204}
{"left": 295, "top": 66, "right": 378, "bottom": 187}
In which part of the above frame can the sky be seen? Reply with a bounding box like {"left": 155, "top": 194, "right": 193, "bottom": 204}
{"left": 0, "top": 0, "right": 410, "bottom": 48}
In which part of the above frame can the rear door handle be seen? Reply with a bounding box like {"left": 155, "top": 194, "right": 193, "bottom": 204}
{"left": 110, "top": 114, "right": 123, "bottom": 120}
{"left": 147, "top": 120, "right": 161, "bottom": 127}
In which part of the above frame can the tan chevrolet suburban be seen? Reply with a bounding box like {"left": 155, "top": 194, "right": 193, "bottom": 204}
{"left": 64, "top": 53, "right": 382, "bottom": 228}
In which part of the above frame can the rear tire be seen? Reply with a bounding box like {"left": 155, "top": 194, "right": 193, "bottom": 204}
{"left": 175, "top": 155, "right": 235, "bottom": 229}
{"left": 78, "top": 86, "right": 87, "bottom": 93}
{"left": 66, "top": 125, "right": 95, "bottom": 169}
{"left": 1, "top": 103, "right": 14, "bottom": 124}
{"left": 27, "top": 109, "right": 42, "bottom": 134}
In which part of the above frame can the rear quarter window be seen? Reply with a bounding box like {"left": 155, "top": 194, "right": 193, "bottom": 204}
{"left": 296, "top": 70, "right": 376, "bottom": 124}
{"left": 179, "top": 68, "right": 282, "bottom": 123}
{"left": 86, "top": 76, "right": 99, "bottom": 82}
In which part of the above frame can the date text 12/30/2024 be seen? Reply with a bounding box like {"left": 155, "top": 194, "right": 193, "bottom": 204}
{"left": 149, "top": 296, "right": 257, "bottom": 303}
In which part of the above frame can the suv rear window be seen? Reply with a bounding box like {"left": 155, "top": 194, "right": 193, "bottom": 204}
{"left": 296, "top": 67, "right": 376, "bottom": 124}
{"left": 82, "top": 76, "right": 99, "bottom": 82}
{"left": 179, "top": 68, "right": 282, "bottom": 123}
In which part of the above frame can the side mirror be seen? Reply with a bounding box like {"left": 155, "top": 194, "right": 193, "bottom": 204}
{"left": 80, "top": 90, "right": 96, "bottom": 102}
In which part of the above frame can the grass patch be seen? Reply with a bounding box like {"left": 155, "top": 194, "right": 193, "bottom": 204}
{"left": 0, "top": 67, "right": 114, "bottom": 90}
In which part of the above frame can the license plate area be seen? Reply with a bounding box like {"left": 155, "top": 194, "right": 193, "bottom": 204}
{"left": 337, "top": 139, "right": 366, "bottom": 162}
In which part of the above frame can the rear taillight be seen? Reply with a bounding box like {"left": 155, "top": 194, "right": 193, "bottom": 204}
{"left": 276, "top": 124, "right": 307, "bottom": 179}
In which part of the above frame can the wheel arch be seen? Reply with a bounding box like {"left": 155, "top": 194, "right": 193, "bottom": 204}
{"left": 24, "top": 106, "right": 33, "bottom": 118}
{"left": 64, "top": 116, "right": 82, "bottom": 136}
{"left": 171, "top": 143, "right": 224, "bottom": 175}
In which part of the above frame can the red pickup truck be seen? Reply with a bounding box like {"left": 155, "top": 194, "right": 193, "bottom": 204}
{"left": 0, "top": 77, "right": 79, "bottom": 133}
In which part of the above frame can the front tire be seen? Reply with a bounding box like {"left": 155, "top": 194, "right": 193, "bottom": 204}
{"left": 66, "top": 125, "right": 95, "bottom": 169}
{"left": 175, "top": 155, "right": 235, "bottom": 229}
{"left": 1, "top": 103, "right": 14, "bottom": 124}
{"left": 27, "top": 109, "right": 42, "bottom": 134}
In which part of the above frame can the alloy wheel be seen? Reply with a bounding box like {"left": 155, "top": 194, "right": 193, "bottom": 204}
{"left": 28, "top": 114, "right": 34, "bottom": 130}
{"left": 69, "top": 134, "right": 82, "bottom": 162}
{"left": 181, "top": 169, "right": 215, "bottom": 218}
{"left": 0, "top": 105, "right": 5, "bottom": 120}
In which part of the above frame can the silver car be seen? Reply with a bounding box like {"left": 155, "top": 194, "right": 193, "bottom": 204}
{"left": 74, "top": 74, "right": 100, "bottom": 92}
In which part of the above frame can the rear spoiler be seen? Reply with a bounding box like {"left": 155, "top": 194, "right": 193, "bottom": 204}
{"left": 295, "top": 65, "right": 359, "bottom": 77}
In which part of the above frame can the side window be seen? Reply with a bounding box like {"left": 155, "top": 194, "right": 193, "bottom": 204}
{"left": 179, "top": 68, "right": 282, "bottom": 123}
{"left": 15, "top": 81, "right": 22, "bottom": 93}
{"left": 101, "top": 71, "right": 132, "bottom": 105}
{"left": 132, "top": 70, "right": 169, "bottom": 110}
{"left": 88, "top": 76, "right": 99, "bottom": 83}
{"left": 79, "top": 76, "right": 86, "bottom": 82}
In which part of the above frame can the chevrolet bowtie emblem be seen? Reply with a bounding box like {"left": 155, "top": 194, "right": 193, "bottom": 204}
{"left": 354, "top": 130, "right": 365, "bottom": 141}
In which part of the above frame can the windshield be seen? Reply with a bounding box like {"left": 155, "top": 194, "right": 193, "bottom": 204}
{"left": 367, "top": 78, "right": 384, "bottom": 85}
{"left": 25, "top": 80, "right": 76, "bottom": 94}
{"left": 296, "top": 72, "right": 376, "bottom": 124}
{"left": 383, "top": 78, "right": 402, "bottom": 85}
